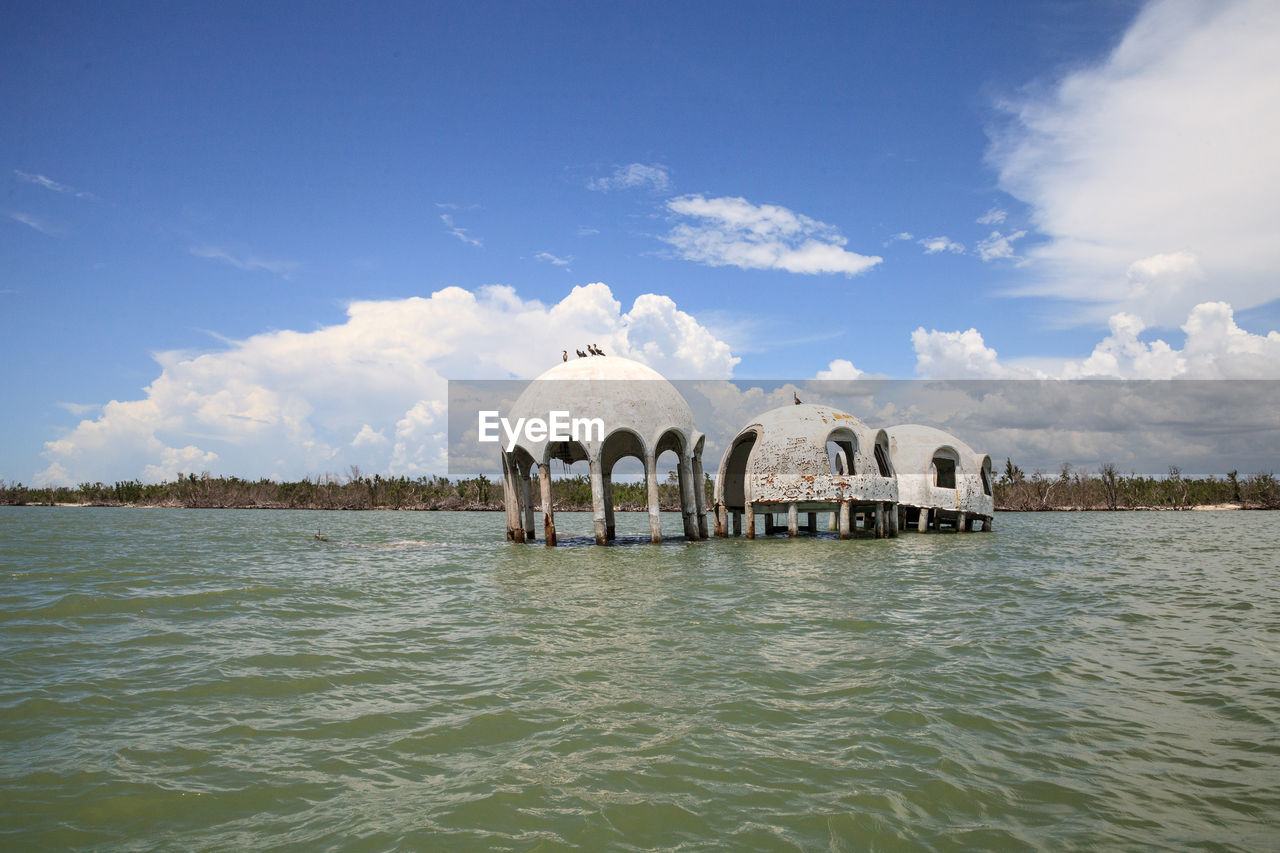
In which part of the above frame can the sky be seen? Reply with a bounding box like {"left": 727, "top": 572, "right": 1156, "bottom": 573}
{"left": 3, "top": 0, "right": 1280, "bottom": 485}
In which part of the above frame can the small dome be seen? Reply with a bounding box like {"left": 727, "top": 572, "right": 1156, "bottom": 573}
{"left": 716, "top": 403, "right": 896, "bottom": 507}
{"left": 885, "top": 424, "right": 993, "bottom": 516}
{"left": 507, "top": 356, "right": 700, "bottom": 465}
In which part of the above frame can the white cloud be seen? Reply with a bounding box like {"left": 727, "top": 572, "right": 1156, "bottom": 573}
{"left": 350, "top": 424, "right": 388, "bottom": 448}
{"left": 814, "top": 359, "right": 865, "bottom": 380}
{"left": 889, "top": 232, "right": 914, "bottom": 242}
{"left": 36, "top": 283, "right": 738, "bottom": 484}
{"left": 988, "top": 0, "right": 1280, "bottom": 323}
{"left": 663, "top": 195, "right": 882, "bottom": 277}
{"left": 535, "top": 251, "right": 572, "bottom": 268}
{"left": 976, "top": 229, "right": 1027, "bottom": 262}
{"left": 7, "top": 211, "right": 56, "bottom": 235}
{"left": 190, "top": 246, "right": 299, "bottom": 279}
{"left": 912, "top": 301, "right": 1280, "bottom": 379}
{"left": 919, "top": 236, "right": 965, "bottom": 255}
{"left": 977, "top": 208, "right": 1007, "bottom": 225}
{"left": 440, "top": 214, "right": 482, "bottom": 248}
{"left": 14, "top": 170, "right": 96, "bottom": 200}
{"left": 587, "top": 163, "right": 671, "bottom": 192}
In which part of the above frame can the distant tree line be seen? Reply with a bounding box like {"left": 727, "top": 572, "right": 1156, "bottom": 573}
{"left": 993, "top": 460, "right": 1280, "bottom": 510}
{"left": 3, "top": 463, "right": 1277, "bottom": 511}
{"left": 0, "top": 469, "right": 707, "bottom": 511}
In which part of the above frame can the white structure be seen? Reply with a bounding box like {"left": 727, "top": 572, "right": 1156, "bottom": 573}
{"left": 713, "top": 403, "right": 899, "bottom": 539}
{"left": 885, "top": 424, "right": 993, "bottom": 532}
{"left": 501, "top": 356, "right": 707, "bottom": 545}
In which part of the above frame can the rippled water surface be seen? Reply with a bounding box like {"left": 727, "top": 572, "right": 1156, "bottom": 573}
{"left": 1, "top": 507, "right": 1277, "bottom": 850}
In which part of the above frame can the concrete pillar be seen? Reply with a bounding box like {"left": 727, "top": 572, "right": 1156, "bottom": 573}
{"left": 918, "top": 507, "right": 929, "bottom": 533}
{"left": 521, "top": 471, "right": 536, "bottom": 541}
{"left": 982, "top": 517, "right": 993, "bottom": 532}
{"left": 874, "top": 502, "right": 885, "bottom": 538}
{"left": 744, "top": 501, "right": 755, "bottom": 539}
{"left": 787, "top": 503, "right": 799, "bottom": 537}
{"left": 956, "top": 511, "right": 967, "bottom": 533}
{"left": 839, "top": 500, "right": 851, "bottom": 540}
{"left": 501, "top": 456, "right": 516, "bottom": 541}
{"left": 714, "top": 502, "right": 727, "bottom": 538}
{"left": 888, "top": 502, "right": 899, "bottom": 538}
{"left": 732, "top": 510, "right": 742, "bottom": 537}
{"left": 603, "top": 471, "right": 616, "bottom": 541}
{"left": 677, "top": 452, "right": 699, "bottom": 540}
{"left": 692, "top": 455, "right": 709, "bottom": 540}
{"left": 646, "top": 456, "right": 662, "bottom": 544}
{"left": 539, "top": 462, "right": 557, "bottom": 547}
{"left": 590, "top": 456, "right": 607, "bottom": 545}
{"left": 806, "top": 512, "right": 817, "bottom": 533}
{"left": 828, "top": 511, "right": 838, "bottom": 531}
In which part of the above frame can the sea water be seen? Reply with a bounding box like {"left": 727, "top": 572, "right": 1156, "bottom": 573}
{"left": 1, "top": 507, "right": 1277, "bottom": 850}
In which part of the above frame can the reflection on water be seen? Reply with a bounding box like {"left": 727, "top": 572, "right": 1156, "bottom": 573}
{"left": 1, "top": 507, "right": 1277, "bottom": 850}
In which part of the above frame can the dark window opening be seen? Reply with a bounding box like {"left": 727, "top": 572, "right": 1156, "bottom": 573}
{"left": 874, "top": 443, "right": 891, "bottom": 477}
{"left": 827, "top": 439, "right": 856, "bottom": 475}
{"left": 933, "top": 456, "right": 956, "bottom": 489}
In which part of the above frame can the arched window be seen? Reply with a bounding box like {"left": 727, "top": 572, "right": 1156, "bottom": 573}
{"left": 825, "top": 429, "right": 857, "bottom": 475}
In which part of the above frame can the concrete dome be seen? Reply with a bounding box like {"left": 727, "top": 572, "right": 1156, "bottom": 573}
{"left": 885, "top": 424, "right": 993, "bottom": 520}
{"left": 507, "top": 356, "right": 700, "bottom": 466}
{"left": 715, "top": 403, "right": 897, "bottom": 509}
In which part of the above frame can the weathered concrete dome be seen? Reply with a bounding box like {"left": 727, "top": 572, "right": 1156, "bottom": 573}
{"left": 885, "top": 424, "right": 994, "bottom": 524}
{"left": 507, "top": 356, "right": 700, "bottom": 467}
{"left": 715, "top": 403, "right": 897, "bottom": 510}
{"left": 502, "top": 355, "right": 707, "bottom": 545}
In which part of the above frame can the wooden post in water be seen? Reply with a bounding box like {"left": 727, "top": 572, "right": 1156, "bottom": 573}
{"left": 839, "top": 500, "right": 851, "bottom": 540}
{"left": 828, "top": 511, "right": 838, "bottom": 531}
{"left": 744, "top": 501, "right": 755, "bottom": 539}
{"left": 539, "top": 462, "right": 557, "bottom": 546}
{"left": 501, "top": 456, "right": 516, "bottom": 541}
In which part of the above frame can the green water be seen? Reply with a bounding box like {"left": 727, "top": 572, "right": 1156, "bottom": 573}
{"left": 1, "top": 507, "right": 1276, "bottom": 851}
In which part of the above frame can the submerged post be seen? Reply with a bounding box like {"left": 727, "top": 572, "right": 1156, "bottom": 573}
{"left": 693, "top": 455, "right": 708, "bottom": 540}
{"left": 787, "top": 503, "right": 798, "bottom": 537}
{"left": 603, "top": 472, "right": 616, "bottom": 541}
{"left": 714, "top": 502, "right": 727, "bottom": 537}
{"left": 917, "top": 507, "right": 929, "bottom": 533}
{"left": 744, "top": 501, "right": 755, "bottom": 539}
{"left": 521, "top": 471, "right": 536, "bottom": 542}
{"left": 839, "top": 499, "right": 851, "bottom": 540}
{"left": 888, "top": 502, "right": 899, "bottom": 538}
{"left": 957, "top": 511, "right": 967, "bottom": 533}
{"left": 874, "top": 501, "right": 885, "bottom": 538}
{"left": 732, "top": 510, "right": 742, "bottom": 537}
{"left": 678, "top": 453, "right": 699, "bottom": 540}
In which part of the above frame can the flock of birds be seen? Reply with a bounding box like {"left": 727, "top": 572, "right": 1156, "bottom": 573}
{"left": 562, "top": 344, "right": 607, "bottom": 360}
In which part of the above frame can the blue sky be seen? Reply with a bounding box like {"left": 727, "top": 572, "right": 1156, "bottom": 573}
{"left": 4, "top": 0, "right": 1279, "bottom": 484}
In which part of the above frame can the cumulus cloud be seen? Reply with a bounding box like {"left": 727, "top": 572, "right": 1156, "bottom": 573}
{"left": 919, "top": 236, "right": 965, "bottom": 255}
{"left": 976, "top": 229, "right": 1026, "bottom": 261}
{"left": 988, "top": 0, "right": 1280, "bottom": 323}
{"left": 912, "top": 301, "right": 1280, "bottom": 379}
{"left": 814, "top": 359, "right": 865, "bottom": 380}
{"left": 440, "top": 214, "right": 482, "bottom": 247}
{"left": 587, "top": 163, "right": 671, "bottom": 192}
{"left": 36, "top": 283, "right": 738, "bottom": 484}
{"left": 190, "top": 246, "right": 299, "bottom": 279}
{"left": 663, "top": 195, "right": 882, "bottom": 277}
